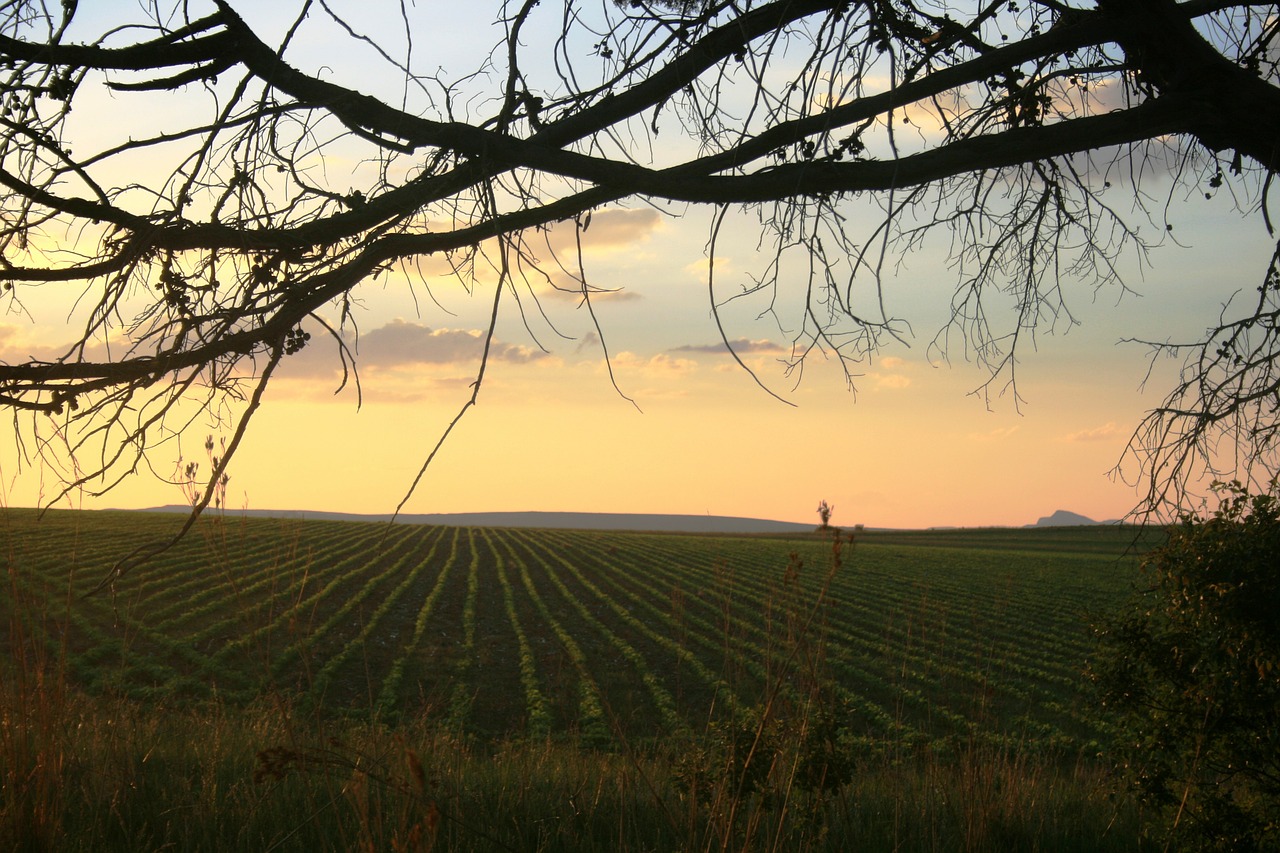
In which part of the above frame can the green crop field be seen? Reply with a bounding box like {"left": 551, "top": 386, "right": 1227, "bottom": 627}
{"left": 1, "top": 508, "right": 1159, "bottom": 753}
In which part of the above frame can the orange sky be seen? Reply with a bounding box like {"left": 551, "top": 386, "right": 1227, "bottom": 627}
{"left": 3, "top": 192, "right": 1261, "bottom": 529}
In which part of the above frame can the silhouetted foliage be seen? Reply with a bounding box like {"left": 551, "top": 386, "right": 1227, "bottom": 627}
{"left": 1094, "top": 483, "right": 1280, "bottom": 852}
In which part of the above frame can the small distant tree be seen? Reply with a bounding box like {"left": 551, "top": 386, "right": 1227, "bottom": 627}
{"left": 816, "top": 500, "right": 834, "bottom": 531}
{"left": 1092, "top": 483, "right": 1280, "bottom": 852}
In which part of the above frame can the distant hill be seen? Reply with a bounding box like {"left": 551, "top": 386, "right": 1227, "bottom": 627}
{"left": 139, "top": 506, "right": 816, "bottom": 535}
{"left": 1029, "top": 509, "right": 1108, "bottom": 527}
{"left": 137, "top": 505, "right": 1123, "bottom": 532}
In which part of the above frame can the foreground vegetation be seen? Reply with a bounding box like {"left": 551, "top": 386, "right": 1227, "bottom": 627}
{"left": 3, "top": 509, "right": 1160, "bottom": 850}
{"left": 1093, "top": 485, "right": 1280, "bottom": 853}
{"left": 3, "top": 691, "right": 1136, "bottom": 852}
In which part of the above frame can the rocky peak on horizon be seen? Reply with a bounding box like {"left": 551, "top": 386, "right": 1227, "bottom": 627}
{"left": 1031, "top": 509, "right": 1102, "bottom": 527}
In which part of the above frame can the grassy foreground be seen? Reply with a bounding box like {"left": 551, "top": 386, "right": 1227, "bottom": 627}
{"left": 2, "top": 511, "right": 1153, "bottom": 851}
{"left": 4, "top": 688, "right": 1138, "bottom": 852}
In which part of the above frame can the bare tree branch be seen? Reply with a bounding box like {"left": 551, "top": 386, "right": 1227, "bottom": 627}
{"left": 0, "top": 0, "right": 1278, "bottom": 564}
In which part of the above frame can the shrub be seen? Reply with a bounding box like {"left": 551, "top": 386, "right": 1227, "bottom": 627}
{"left": 1093, "top": 483, "right": 1280, "bottom": 852}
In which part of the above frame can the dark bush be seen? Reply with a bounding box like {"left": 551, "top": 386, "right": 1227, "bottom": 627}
{"left": 1093, "top": 483, "right": 1280, "bottom": 852}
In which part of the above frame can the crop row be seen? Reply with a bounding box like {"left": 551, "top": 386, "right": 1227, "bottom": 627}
{"left": 0, "top": 509, "right": 1142, "bottom": 750}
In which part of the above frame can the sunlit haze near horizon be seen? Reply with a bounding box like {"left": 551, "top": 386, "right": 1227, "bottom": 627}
{"left": 1, "top": 2, "right": 1268, "bottom": 529}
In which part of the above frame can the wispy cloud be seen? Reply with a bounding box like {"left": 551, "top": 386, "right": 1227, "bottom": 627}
{"left": 866, "top": 355, "right": 912, "bottom": 390}
{"left": 969, "top": 425, "right": 1020, "bottom": 441}
{"left": 607, "top": 351, "right": 699, "bottom": 378}
{"left": 684, "top": 256, "right": 733, "bottom": 280}
{"left": 537, "top": 275, "right": 644, "bottom": 303}
{"left": 874, "top": 373, "right": 912, "bottom": 389}
{"left": 1063, "top": 422, "right": 1119, "bottom": 443}
{"left": 671, "top": 338, "right": 785, "bottom": 355}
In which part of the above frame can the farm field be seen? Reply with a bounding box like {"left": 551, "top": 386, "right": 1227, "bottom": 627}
{"left": 1, "top": 508, "right": 1158, "bottom": 753}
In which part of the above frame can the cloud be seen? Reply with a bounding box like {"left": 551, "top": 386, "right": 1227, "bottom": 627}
{"left": 379, "top": 209, "right": 661, "bottom": 293}
{"left": 1049, "top": 76, "right": 1129, "bottom": 118}
{"left": 0, "top": 324, "right": 49, "bottom": 361}
{"left": 359, "top": 319, "right": 544, "bottom": 366}
{"left": 969, "top": 425, "right": 1020, "bottom": 441}
{"left": 537, "top": 273, "right": 644, "bottom": 303}
{"left": 684, "top": 256, "right": 733, "bottom": 280}
{"left": 609, "top": 351, "right": 698, "bottom": 378}
{"left": 817, "top": 74, "right": 957, "bottom": 139}
{"left": 280, "top": 318, "right": 548, "bottom": 379}
{"left": 265, "top": 370, "right": 483, "bottom": 404}
{"left": 2, "top": 315, "right": 549, "bottom": 383}
{"left": 671, "top": 338, "right": 786, "bottom": 355}
{"left": 1064, "top": 422, "right": 1120, "bottom": 443}
{"left": 0, "top": 323, "right": 166, "bottom": 369}
{"left": 544, "top": 208, "right": 663, "bottom": 256}
{"left": 862, "top": 355, "right": 912, "bottom": 390}
{"left": 713, "top": 356, "right": 776, "bottom": 375}
{"left": 577, "top": 208, "right": 663, "bottom": 249}
{"left": 874, "top": 373, "right": 911, "bottom": 390}
{"left": 573, "top": 332, "right": 602, "bottom": 355}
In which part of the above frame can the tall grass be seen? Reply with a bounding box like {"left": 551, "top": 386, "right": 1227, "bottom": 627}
{"left": 1, "top": 691, "right": 1140, "bottom": 851}
{"left": 1, "top": 515, "right": 1144, "bottom": 851}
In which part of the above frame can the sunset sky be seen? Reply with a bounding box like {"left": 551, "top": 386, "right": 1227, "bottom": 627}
{"left": 0, "top": 3, "right": 1269, "bottom": 529}
{"left": 5, "top": 190, "right": 1262, "bottom": 529}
